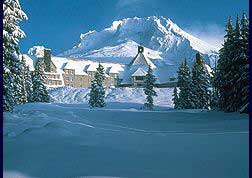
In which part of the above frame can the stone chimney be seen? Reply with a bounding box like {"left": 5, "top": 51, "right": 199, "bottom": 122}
{"left": 138, "top": 46, "right": 144, "bottom": 53}
{"left": 44, "top": 48, "right": 52, "bottom": 72}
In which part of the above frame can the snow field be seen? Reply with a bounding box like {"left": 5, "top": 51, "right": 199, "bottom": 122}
{"left": 4, "top": 102, "right": 248, "bottom": 178}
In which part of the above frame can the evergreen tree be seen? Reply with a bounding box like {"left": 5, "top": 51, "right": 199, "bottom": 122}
{"left": 172, "top": 87, "right": 180, "bottom": 109}
{"left": 24, "top": 65, "right": 34, "bottom": 102}
{"left": 3, "top": 67, "right": 15, "bottom": 111}
{"left": 3, "top": 0, "right": 27, "bottom": 111}
{"left": 177, "top": 59, "right": 194, "bottom": 109}
{"left": 228, "top": 15, "right": 243, "bottom": 111}
{"left": 215, "top": 16, "right": 235, "bottom": 112}
{"left": 215, "top": 14, "right": 249, "bottom": 112}
{"left": 88, "top": 63, "right": 106, "bottom": 107}
{"left": 210, "top": 65, "right": 219, "bottom": 110}
{"left": 32, "top": 59, "right": 50, "bottom": 102}
{"left": 238, "top": 12, "right": 249, "bottom": 110}
{"left": 20, "top": 56, "right": 33, "bottom": 102}
{"left": 19, "top": 58, "right": 28, "bottom": 103}
{"left": 143, "top": 65, "right": 157, "bottom": 110}
{"left": 191, "top": 53, "right": 211, "bottom": 109}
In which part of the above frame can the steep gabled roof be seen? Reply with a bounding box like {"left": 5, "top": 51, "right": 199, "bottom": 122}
{"left": 132, "top": 67, "right": 147, "bottom": 77}
{"left": 129, "top": 52, "right": 156, "bottom": 69}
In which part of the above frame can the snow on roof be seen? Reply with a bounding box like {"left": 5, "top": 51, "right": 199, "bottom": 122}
{"left": 86, "top": 63, "right": 99, "bottom": 72}
{"left": 132, "top": 67, "right": 147, "bottom": 77}
{"left": 63, "top": 60, "right": 88, "bottom": 75}
{"left": 50, "top": 57, "right": 125, "bottom": 75}
{"left": 130, "top": 53, "right": 156, "bottom": 68}
{"left": 49, "top": 57, "right": 69, "bottom": 73}
{"left": 108, "top": 65, "right": 124, "bottom": 74}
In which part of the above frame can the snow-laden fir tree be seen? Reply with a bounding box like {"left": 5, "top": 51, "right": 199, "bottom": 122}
{"left": 177, "top": 59, "right": 194, "bottom": 109}
{"left": 32, "top": 59, "right": 50, "bottom": 102}
{"left": 3, "top": 68, "right": 15, "bottom": 111}
{"left": 19, "top": 58, "right": 28, "bottom": 103}
{"left": 20, "top": 55, "right": 33, "bottom": 102}
{"left": 191, "top": 53, "right": 211, "bottom": 109}
{"left": 3, "top": 0, "right": 27, "bottom": 111}
{"left": 216, "top": 14, "right": 249, "bottom": 112}
{"left": 227, "top": 15, "right": 243, "bottom": 111}
{"left": 215, "top": 16, "right": 235, "bottom": 112}
{"left": 143, "top": 65, "right": 157, "bottom": 110}
{"left": 24, "top": 65, "right": 34, "bottom": 102}
{"left": 172, "top": 87, "right": 180, "bottom": 109}
{"left": 238, "top": 12, "right": 249, "bottom": 111}
{"left": 209, "top": 65, "right": 219, "bottom": 110}
{"left": 88, "top": 63, "right": 106, "bottom": 107}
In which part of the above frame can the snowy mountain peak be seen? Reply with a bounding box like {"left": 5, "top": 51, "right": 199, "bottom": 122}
{"left": 58, "top": 16, "right": 218, "bottom": 67}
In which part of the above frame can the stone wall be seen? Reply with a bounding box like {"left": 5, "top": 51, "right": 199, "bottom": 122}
{"left": 74, "top": 75, "right": 90, "bottom": 88}
{"left": 61, "top": 70, "right": 118, "bottom": 88}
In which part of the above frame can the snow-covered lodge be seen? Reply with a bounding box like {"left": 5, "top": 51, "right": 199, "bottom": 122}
{"left": 23, "top": 46, "right": 177, "bottom": 88}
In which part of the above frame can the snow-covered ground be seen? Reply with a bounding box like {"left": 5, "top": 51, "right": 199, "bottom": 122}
{"left": 49, "top": 87, "right": 174, "bottom": 108}
{"left": 4, "top": 100, "right": 248, "bottom": 178}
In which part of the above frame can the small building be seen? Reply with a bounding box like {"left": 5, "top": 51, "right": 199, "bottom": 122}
{"left": 119, "top": 46, "right": 157, "bottom": 87}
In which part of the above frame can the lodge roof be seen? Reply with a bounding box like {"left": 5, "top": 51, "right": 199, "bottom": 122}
{"left": 132, "top": 68, "right": 147, "bottom": 77}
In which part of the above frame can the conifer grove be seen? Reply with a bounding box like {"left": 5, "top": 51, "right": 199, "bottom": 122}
{"left": 3, "top": 0, "right": 49, "bottom": 112}
{"left": 173, "top": 13, "right": 249, "bottom": 113}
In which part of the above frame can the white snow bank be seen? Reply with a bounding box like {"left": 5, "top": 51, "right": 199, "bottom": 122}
{"left": 48, "top": 87, "right": 174, "bottom": 108}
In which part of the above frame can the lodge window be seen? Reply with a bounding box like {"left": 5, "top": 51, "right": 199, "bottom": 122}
{"left": 135, "top": 76, "right": 144, "bottom": 80}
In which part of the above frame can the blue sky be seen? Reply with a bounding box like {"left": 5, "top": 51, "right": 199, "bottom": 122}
{"left": 19, "top": 0, "right": 249, "bottom": 55}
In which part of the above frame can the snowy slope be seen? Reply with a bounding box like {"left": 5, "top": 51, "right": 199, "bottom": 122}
{"left": 4, "top": 103, "right": 248, "bottom": 178}
{"left": 58, "top": 16, "right": 219, "bottom": 67}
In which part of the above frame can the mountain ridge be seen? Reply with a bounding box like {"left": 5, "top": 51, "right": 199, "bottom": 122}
{"left": 39, "top": 16, "right": 220, "bottom": 67}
